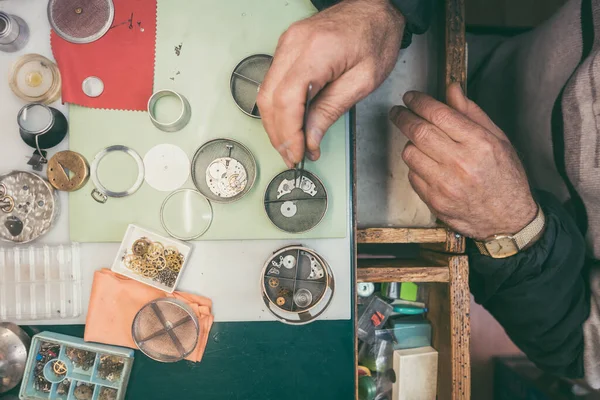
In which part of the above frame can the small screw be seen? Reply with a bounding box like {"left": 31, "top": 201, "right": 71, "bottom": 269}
{"left": 75, "top": 7, "right": 83, "bottom": 14}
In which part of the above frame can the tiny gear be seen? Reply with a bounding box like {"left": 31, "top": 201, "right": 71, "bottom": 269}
{"left": 280, "top": 201, "right": 297, "bottom": 218}
{"left": 268, "top": 277, "right": 279, "bottom": 288}
{"left": 276, "top": 297, "right": 286, "bottom": 306}
{"left": 283, "top": 255, "right": 296, "bottom": 269}
{"left": 206, "top": 157, "right": 248, "bottom": 198}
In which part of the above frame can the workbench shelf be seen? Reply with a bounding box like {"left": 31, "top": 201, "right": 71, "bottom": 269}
{"left": 356, "top": 228, "right": 470, "bottom": 400}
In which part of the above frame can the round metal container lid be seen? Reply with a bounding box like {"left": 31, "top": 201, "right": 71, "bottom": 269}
{"left": 132, "top": 298, "right": 200, "bottom": 363}
{"left": 48, "top": 0, "right": 114, "bottom": 44}
{"left": 230, "top": 54, "right": 272, "bottom": 118}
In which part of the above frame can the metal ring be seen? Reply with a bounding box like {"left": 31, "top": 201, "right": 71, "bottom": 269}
{"left": 90, "top": 145, "right": 145, "bottom": 200}
{"left": 147, "top": 90, "right": 191, "bottom": 132}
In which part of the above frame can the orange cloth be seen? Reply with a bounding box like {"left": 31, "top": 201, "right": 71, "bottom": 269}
{"left": 84, "top": 269, "right": 214, "bottom": 362}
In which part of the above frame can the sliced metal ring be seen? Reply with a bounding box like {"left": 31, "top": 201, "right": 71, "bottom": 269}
{"left": 90, "top": 145, "right": 145, "bottom": 202}
{"left": 147, "top": 90, "right": 192, "bottom": 132}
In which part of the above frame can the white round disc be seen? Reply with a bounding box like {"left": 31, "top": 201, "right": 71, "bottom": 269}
{"left": 82, "top": 76, "right": 104, "bottom": 98}
{"left": 143, "top": 144, "right": 190, "bottom": 192}
{"left": 283, "top": 255, "right": 296, "bottom": 269}
{"left": 205, "top": 157, "right": 248, "bottom": 198}
{"left": 280, "top": 201, "right": 297, "bottom": 218}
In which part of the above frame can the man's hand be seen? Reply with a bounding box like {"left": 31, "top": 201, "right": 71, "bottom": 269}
{"left": 258, "top": 0, "right": 405, "bottom": 168}
{"left": 390, "top": 84, "right": 537, "bottom": 240}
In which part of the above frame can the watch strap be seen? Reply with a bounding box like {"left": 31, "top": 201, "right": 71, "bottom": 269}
{"left": 475, "top": 241, "right": 490, "bottom": 256}
{"left": 513, "top": 206, "right": 546, "bottom": 250}
{"left": 475, "top": 205, "right": 546, "bottom": 257}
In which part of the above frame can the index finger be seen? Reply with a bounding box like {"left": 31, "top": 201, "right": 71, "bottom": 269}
{"left": 403, "top": 91, "right": 484, "bottom": 143}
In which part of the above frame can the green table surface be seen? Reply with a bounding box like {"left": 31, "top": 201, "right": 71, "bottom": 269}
{"left": 9, "top": 321, "right": 355, "bottom": 400}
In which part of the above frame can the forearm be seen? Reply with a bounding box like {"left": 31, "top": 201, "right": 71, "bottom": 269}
{"left": 470, "top": 190, "right": 590, "bottom": 377}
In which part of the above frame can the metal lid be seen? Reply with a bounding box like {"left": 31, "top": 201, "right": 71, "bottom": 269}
{"left": 264, "top": 169, "right": 328, "bottom": 233}
{"left": 9, "top": 54, "right": 61, "bottom": 104}
{"left": 48, "top": 0, "right": 114, "bottom": 44}
{"left": 191, "top": 138, "right": 257, "bottom": 204}
{"left": 230, "top": 54, "right": 272, "bottom": 118}
{"left": 132, "top": 298, "right": 200, "bottom": 363}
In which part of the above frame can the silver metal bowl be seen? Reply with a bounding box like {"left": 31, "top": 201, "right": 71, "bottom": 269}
{"left": 0, "top": 323, "right": 30, "bottom": 393}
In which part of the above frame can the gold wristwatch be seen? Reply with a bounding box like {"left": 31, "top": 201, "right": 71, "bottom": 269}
{"left": 475, "top": 205, "right": 546, "bottom": 259}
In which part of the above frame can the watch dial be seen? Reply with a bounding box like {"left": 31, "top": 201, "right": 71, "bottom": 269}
{"left": 485, "top": 236, "right": 519, "bottom": 258}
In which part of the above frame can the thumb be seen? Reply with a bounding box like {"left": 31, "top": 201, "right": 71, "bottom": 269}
{"left": 306, "top": 67, "right": 373, "bottom": 160}
{"left": 446, "top": 82, "right": 506, "bottom": 140}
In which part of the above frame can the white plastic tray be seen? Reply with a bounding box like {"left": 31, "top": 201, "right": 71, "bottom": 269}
{"left": 111, "top": 224, "right": 192, "bottom": 293}
{"left": 0, "top": 244, "right": 82, "bottom": 321}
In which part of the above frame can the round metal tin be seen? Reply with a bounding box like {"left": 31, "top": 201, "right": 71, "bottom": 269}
{"left": 147, "top": 90, "right": 192, "bottom": 132}
{"left": 191, "top": 138, "right": 257, "bottom": 204}
{"left": 230, "top": 54, "right": 273, "bottom": 118}
{"left": 264, "top": 169, "right": 328, "bottom": 234}
{"left": 261, "top": 245, "right": 335, "bottom": 325}
{"left": 47, "top": 151, "right": 90, "bottom": 192}
{"left": 48, "top": 0, "right": 115, "bottom": 44}
{"left": 132, "top": 298, "right": 200, "bottom": 363}
{"left": 90, "top": 145, "right": 145, "bottom": 203}
{"left": 0, "top": 171, "right": 58, "bottom": 243}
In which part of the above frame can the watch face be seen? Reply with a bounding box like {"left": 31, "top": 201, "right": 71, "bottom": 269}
{"left": 485, "top": 236, "right": 519, "bottom": 258}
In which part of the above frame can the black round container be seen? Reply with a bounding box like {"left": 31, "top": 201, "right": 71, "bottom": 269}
{"left": 17, "top": 104, "right": 68, "bottom": 150}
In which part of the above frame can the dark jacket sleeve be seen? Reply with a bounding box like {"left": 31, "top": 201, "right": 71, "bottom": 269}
{"left": 310, "top": 0, "right": 434, "bottom": 49}
{"left": 469, "top": 190, "right": 590, "bottom": 378}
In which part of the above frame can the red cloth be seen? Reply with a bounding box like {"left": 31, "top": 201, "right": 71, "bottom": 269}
{"left": 50, "top": 0, "right": 156, "bottom": 111}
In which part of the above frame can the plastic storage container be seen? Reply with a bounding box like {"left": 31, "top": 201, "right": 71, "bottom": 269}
{"left": 19, "top": 332, "right": 134, "bottom": 400}
{"left": 0, "top": 244, "right": 82, "bottom": 321}
{"left": 111, "top": 224, "right": 192, "bottom": 293}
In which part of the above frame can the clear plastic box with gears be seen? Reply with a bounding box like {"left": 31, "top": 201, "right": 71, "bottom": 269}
{"left": 19, "top": 332, "right": 134, "bottom": 400}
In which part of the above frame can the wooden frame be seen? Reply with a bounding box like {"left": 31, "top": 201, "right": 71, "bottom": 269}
{"left": 354, "top": 0, "right": 468, "bottom": 398}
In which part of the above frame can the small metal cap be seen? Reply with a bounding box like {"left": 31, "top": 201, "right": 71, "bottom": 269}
{"left": 147, "top": 90, "right": 192, "bottom": 132}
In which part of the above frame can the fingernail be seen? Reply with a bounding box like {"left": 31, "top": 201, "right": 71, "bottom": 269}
{"left": 403, "top": 91, "right": 415, "bottom": 104}
{"left": 309, "top": 128, "right": 324, "bottom": 145}
{"left": 389, "top": 106, "right": 401, "bottom": 121}
{"left": 308, "top": 150, "right": 320, "bottom": 161}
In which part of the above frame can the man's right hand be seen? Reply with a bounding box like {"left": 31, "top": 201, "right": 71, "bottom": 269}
{"left": 257, "top": 0, "right": 406, "bottom": 168}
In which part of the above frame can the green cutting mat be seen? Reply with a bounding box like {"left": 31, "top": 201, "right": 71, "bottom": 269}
{"left": 69, "top": 0, "right": 348, "bottom": 242}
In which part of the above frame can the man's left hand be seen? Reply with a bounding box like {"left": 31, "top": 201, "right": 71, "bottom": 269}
{"left": 390, "top": 84, "right": 537, "bottom": 240}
